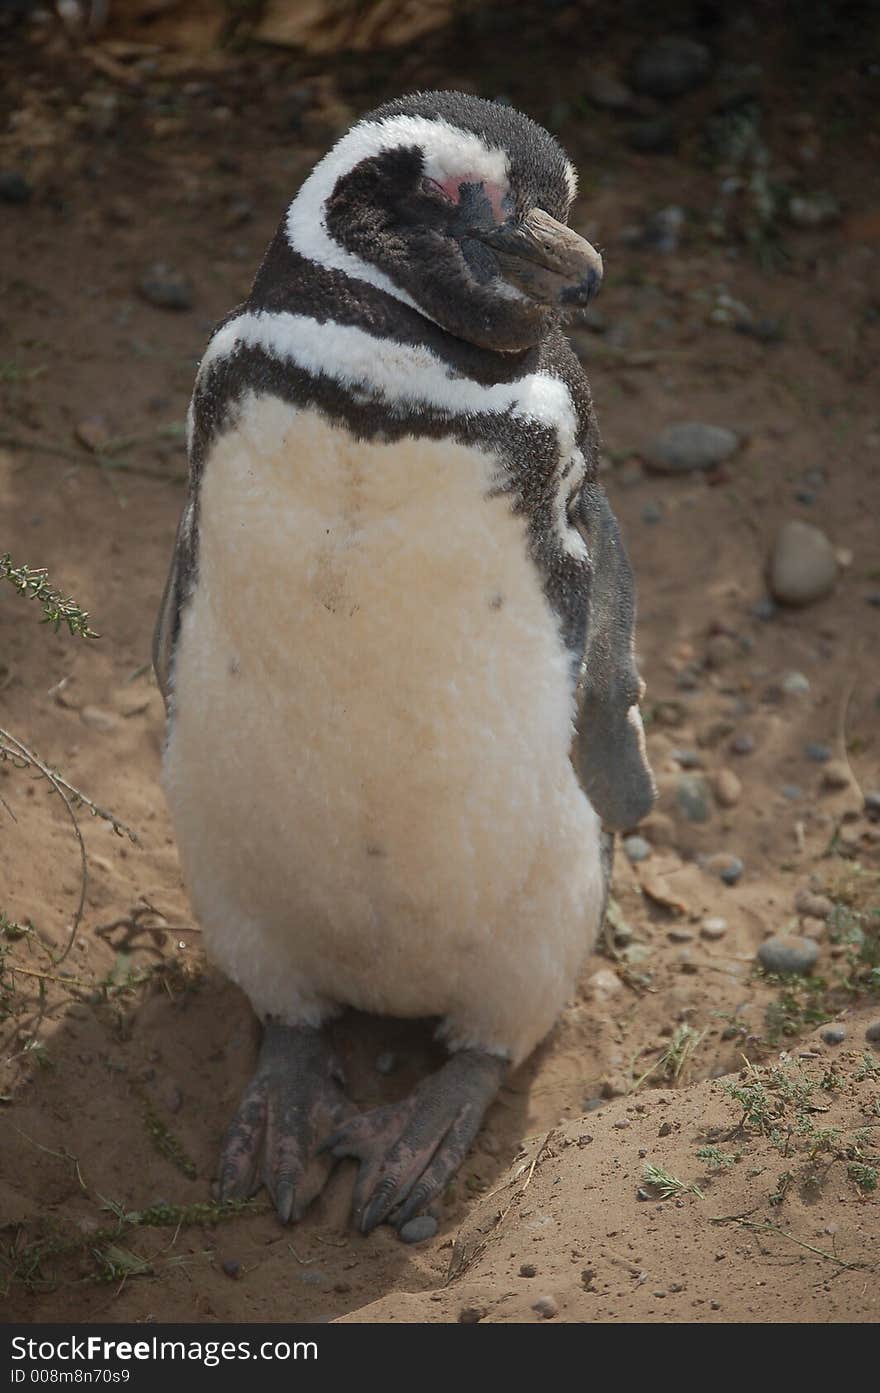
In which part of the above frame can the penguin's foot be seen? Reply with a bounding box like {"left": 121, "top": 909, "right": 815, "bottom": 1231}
{"left": 217, "top": 1021, "right": 355, "bottom": 1224}
{"left": 326, "top": 1048, "right": 506, "bottom": 1234}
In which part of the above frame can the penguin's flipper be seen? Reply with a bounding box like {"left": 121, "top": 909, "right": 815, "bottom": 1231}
{"left": 326, "top": 1049, "right": 506, "bottom": 1233}
{"left": 152, "top": 499, "right": 196, "bottom": 709}
{"left": 571, "top": 482, "right": 656, "bottom": 832}
{"left": 218, "top": 1021, "right": 356, "bottom": 1223}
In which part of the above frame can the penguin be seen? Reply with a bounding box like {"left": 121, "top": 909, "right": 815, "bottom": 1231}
{"left": 154, "top": 91, "right": 655, "bottom": 1235}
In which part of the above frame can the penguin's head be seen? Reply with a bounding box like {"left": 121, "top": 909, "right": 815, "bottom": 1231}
{"left": 285, "top": 91, "right": 602, "bottom": 353}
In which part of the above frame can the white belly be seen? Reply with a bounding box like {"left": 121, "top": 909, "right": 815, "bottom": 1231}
{"left": 163, "top": 394, "right": 604, "bottom": 1065}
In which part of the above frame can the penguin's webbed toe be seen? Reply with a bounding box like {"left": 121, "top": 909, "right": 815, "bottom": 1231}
{"left": 325, "top": 1048, "right": 506, "bottom": 1235}
{"left": 217, "top": 1021, "right": 355, "bottom": 1223}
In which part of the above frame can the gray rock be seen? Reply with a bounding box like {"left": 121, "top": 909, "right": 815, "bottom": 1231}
{"left": 643, "top": 423, "right": 739, "bottom": 474}
{"left": 804, "top": 742, "right": 832, "bottom": 763}
{"left": 705, "top": 852, "right": 744, "bottom": 885}
{"left": 780, "top": 784, "right": 803, "bottom": 801}
{"left": 138, "top": 262, "right": 195, "bottom": 311}
{"left": 757, "top": 934, "right": 820, "bottom": 975}
{"left": 631, "top": 37, "right": 711, "bottom": 98}
{"left": 781, "top": 670, "right": 810, "bottom": 696}
{"left": 531, "top": 1294, "right": 559, "bottom": 1319}
{"left": 865, "top": 1021, "right": 880, "bottom": 1043}
{"left": 672, "top": 749, "right": 703, "bottom": 769}
{"left": 820, "top": 1026, "right": 846, "bottom": 1045}
{"left": 768, "top": 520, "right": 837, "bottom": 606}
{"left": 730, "top": 732, "right": 755, "bottom": 756}
{"left": 676, "top": 774, "right": 711, "bottom": 823}
{"left": 752, "top": 597, "right": 777, "bottom": 622}
{"left": 399, "top": 1215, "right": 438, "bottom": 1244}
{"left": 375, "top": 1051, "right": 397, "bottom": 1075}
{"left": 865, "top": 791, "right": 880, "bottom": 821}
{"left": 623, "top": 835, "right": 651, "bottom": 863}
{"left": 642, "top": 500, "right": 664, "bottom": 524}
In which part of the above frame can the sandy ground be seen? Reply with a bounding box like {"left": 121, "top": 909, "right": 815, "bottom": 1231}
{"left": 1, "top": 5, "right": 878, "bottom": 1322}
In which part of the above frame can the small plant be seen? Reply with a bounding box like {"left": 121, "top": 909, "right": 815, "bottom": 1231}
{"left": 0, "top": 554, "right": 97, "bottom": 638}
{"left": 696, "top": 1145, "right": 738, "bottom": 1170}
{"left": 847, "top": 1162, "right": 878, "bottom": 1192}
{"left": 642, "top": 1164, "right": 703, "bottom": 1200}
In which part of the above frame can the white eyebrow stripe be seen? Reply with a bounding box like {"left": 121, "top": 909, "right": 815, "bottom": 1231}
{"left": 285, "top": 114, "right": 510, "bottom": 312}
{"left": 197, "top": 308, "right": 578, "bottom": 455}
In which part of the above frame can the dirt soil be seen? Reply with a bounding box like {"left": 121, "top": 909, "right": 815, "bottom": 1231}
{"left": 1, "top": 4, "right": 879, "bottom": 1323}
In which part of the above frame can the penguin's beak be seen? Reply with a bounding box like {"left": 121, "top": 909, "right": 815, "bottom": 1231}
{"left": 474, "top": 208, "right": 603, "bottom": 308}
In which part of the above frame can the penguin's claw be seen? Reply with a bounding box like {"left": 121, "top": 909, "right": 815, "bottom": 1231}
{"left": 217, "top": 1021, "right": 354, "bottom": 1223}
{"left": 326, "top": 1049, "right": 506, "bottom": 1234}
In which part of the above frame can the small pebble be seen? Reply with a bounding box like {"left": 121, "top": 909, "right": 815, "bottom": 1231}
{"left": 865, "top": 792, "right": 880, "bottom": 821}
{"left": 794, "top": 889, "right": 833, "bottom": 920}
{"left": 642, "top": 500, "right": 663, "bottom": 524}
{"left": 781, "top": 784, "right": 803, "bottom": 801}
{"left": 701, "top": 917, "right": 728, "bottom": 941}
{"left": 623, "top": 835, "right": 651, "bottom": 863}
{"left": 801, "top": 916, "right": 826, "bottom": 941}
{"left": 782, "top": 671, "right": 811, "bottom": 696}
{"left": 221, "top": 1258, "right": 241, "bottom": 1279}
{"left": 713, "top": 768, "right": 742, "bottom": 808}
{"left": 757, "top": 934, "right": 820, "bottom": 975}
{"left": 138, "top": 262, "right": 195, "bottom": 311}
{"left": 768, "top": 520, "right": 837, "bottom": 606}
{"left": 788, "top": 192, "right": 840, "bottom": 228}
{"left": 458, "top": 1307, "right": 485, "bottom": 1324}
{"left": 804, "top": 742, "right": 832, "bottom": 763}
{"left": 399, "top": 1215, "right": 438, "bottom": 1245}
{"left": 820, "top": 1026, "right": 846, "bottom": 1045}
{"left": 821, "top": 760, "right": 851, "bottom": 792}
{"left": 672, "top": 748, "right": 703, "bottom": 769}
{"left": 729, "top": 733, "right": 755, "bottom": 756}
{"left": 643, "top": 422, "right": 738, "bottom": 474}
{"left": 519, "top": 1263, "right": 537, "bottom": 1277}
{"left": 375, "top": 1051, "right": 397, "bottom": 1075}
{"left": 676, "top": 773, "right": 711, "bottom": 823}
{"left": 752, "top": 597, "right": 777, "bottom": 622}
{"left": 589, "top": 967, "right": 623, "bottom": 1000}
{"left": 80, "top": 705, "right": 119, "bottom": 734}
{"left": 705, "top": 852, "right": 743, "bottom": 886}
{"left": 865, "top": 1021, "right": 880, "bottom": 1043}
{"left": 531, "top": 1295, "right": 558, "bottom": 1319}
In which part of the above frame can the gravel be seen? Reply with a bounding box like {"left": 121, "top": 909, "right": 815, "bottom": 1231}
{"left": 399, "top": 1215, "right": 438, "bottom": 1244}
{"left": 643, "top": 422, "right": 739, "bottom": 474}
{"left": 757, "top": 934, "right": 820, "bottom": 975}
{"left": 768, "top": 521, "right": 837, "bottom": 606}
